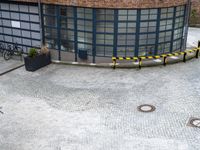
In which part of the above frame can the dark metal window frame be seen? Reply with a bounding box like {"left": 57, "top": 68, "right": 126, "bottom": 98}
{"left": 41, "top": 4, "right": 188, "bottom": 61}
{"left": 0, "top": 2, "right": 40, "bottom": 52}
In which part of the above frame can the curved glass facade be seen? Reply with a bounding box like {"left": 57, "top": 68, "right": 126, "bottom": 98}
{"left": 43, "top": 4, "right": 187, "bottom": 61}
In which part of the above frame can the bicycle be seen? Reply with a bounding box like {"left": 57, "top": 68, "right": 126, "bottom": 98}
{"left": 0, "top": 43, "right": 6, "bottom": 57}
{"left": 3, "top": 43, "right": 23, "bottom": 61}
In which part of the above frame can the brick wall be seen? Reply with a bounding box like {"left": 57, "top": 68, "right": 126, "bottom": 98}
{"left": 190, "top": 0, "right": 200, "bottom": 26}
{"left": 13, "top": 0, "right": 187, "bottom": 8}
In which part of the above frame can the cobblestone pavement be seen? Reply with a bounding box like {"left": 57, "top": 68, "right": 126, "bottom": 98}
{"left": 0, "top": 58, "right": 200, "bottom": 150}
{"left": 187, "top": 27, "right": 200, "bottom": 48}
{"left": 0, "top": 56, "right": 24, "bottom": 76}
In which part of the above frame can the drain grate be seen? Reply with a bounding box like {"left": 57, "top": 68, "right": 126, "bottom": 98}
{"left": 137, "top": 104, "right": 156, "bottom": 113}
{"left": 187, "top": 117, "right": 200, "bottom": 128}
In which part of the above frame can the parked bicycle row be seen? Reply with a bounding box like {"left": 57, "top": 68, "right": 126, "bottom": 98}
{"left": 0, "top": 42, "right": 24, "bottom": 61}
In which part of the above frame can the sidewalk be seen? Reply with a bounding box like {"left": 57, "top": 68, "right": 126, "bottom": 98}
{"left": 0, "top": 56, "right": 24, "bottom": 76}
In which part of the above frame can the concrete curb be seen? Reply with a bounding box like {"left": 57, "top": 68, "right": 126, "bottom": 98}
{"left": 52, "top": 52, "right": 198, "bottom": 69}
{"left": 0, "top": 64, "right": 25, "bottom": 76}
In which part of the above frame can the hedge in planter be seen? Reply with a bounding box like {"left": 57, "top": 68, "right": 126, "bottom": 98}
{"left": 24, "top": 47, "right": 51, "bottom": 72}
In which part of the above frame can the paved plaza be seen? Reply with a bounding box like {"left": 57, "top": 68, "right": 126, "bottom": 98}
{"left": 0, "top": 58, "right": 200, "bottom": 150}
{"left": 0, "top": 27, "right": 200, "bottom": 150}
{"left": 187, "top": 27, "right": 200, "bottom": 48}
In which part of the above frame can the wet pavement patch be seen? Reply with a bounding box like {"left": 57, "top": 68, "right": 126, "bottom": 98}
{"left": 187, "top": 117, "right": 200, "bottom": 128}
{"left": 137, "top": 104, "right": 156, "bottom": 113}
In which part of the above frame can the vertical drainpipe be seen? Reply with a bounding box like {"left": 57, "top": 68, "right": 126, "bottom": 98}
{"left": 135, "top": 9, "right": 141, "bottom": 57}
{"left": 183, "top": 0, "right": 191, "bottom": 50}
{"left": 155, "top": 8, "right": 161, "bottom": 55}
{"left": 56, "top": 5, "right": 61, "bottom": 61}
{"left": 113, "top": 9, "right": 118, "bottom": 57}
{"left": 170, "top": 7, "right": 176, "bottom": 53}
{"left": 92, "top": 9, "right": 96, "bottom": 63}
{"left": 74, "top": 7, "right": 78, "bottom": 62}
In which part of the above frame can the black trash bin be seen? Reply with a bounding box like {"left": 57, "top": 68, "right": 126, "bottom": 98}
{"left": 78, "top": 49, "right": 88, "bottom": 60}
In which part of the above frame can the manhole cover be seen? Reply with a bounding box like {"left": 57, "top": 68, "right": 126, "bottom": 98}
{"left": 189, "top": 118, "right": 200, "bottom": 128}
{"left": 137, "top": 104, "right": 156, "bottom": 113}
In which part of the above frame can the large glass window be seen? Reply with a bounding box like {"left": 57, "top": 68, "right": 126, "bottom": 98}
{"left": 96, "top": 9, "right": 114, "bottom": 56}
{"left": 117, "top": 10, "right": 137, "bottom": 57}
{"left": 42, "top": 4, "right": 187, "bottom": 59}
{"left": 139, "top": 9, "right": 157, "bottom": 56}
{"left": 43, "top": 5, "right": 58, "bottom": 50}
{"left": 173, "top": 5, "right": 185, "bottom": 51}
{"left": 60, "top": 6, "right": 74, "bottom": 52}
{"left": 77, "top": 8, "right": 93, "bottom": 55}
{"left": 43, "top": 5, "right": 75, "bottom": 51}
{"left": 0, "top": 2, "right": 40, "bottom": 52}
{"left": 158, "top": 7, "right": 174, "bottom": 54}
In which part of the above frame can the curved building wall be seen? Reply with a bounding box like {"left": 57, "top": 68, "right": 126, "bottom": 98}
{"left": 0, "top": 1, "right": 189, "bottom": 63}
{"left": 43, "top": 4, "right": 188, "bottom": 61}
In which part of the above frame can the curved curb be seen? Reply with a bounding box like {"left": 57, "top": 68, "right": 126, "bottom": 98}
{"left": 52, "top": 51, "right": 199, "bottom": 69}
{"left": 112, "top": 47, "right": 200, "bottom": 69}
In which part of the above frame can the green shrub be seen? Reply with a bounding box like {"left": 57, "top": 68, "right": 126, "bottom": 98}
{"left": 191, "top": 9, "right": 197, "bottom": 18}
{"left": 28, "top": 48, "right": 38, "bottom": 58}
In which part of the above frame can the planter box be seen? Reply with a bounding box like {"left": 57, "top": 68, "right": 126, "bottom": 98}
{"left": 24, "top": 52, "right": 51, "bottom": 72}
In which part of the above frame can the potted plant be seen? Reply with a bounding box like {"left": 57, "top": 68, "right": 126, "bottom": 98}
{"left": 24, "top": 45, "right": 51, "bottom": 71}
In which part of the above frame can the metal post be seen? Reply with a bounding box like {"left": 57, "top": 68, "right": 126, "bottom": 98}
{"left": 113, "top": 59, "right": 116, "bottom": 69}
{"left": 183, "top": 0, "right": 192, "bottom": 51}
{"left": 196, "top": 50, "right": 199, "bottom": 58}
{"left": 113, "top": 10, "right": 118, "bottom": 57}
{"left": 170, "top": 7, "right": 176, "bottom": 53}
{"left": 74, "top": 7, "right": 78, "bottom": 62}
{"left": 155, "top": 8, "right": 161, "bottom": 55}
{"left": 135, "top": 10, "right": 141, "bottom": 57}
{"left": 180, "top": 5, "right": 187, "bottom": 51}
{"left": 183, "top": 52, "right": 187, "bottom": 62}
{"left": 196, "top": 42, "right": 199, "bottom": 58}
{"left": 38, "top": 0, "right": 44, "bottom": 47}
{"left": 163, "top": 56, "right": 167, "bottom": 66}
{"left": 56, "top": 6, "right": 61, "bottom": 61}
{"left": 92, "top": 9, "right": 96, "bottom": 63}
{"left": 138, "top": 57, "right": 142, "bottom": 69}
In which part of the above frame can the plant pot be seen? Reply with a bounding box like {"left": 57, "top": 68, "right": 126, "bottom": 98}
{"left": 24, "top": 52, "right": 51, "bottom": 72}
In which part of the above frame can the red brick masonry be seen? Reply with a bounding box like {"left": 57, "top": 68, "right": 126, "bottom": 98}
{"left": 13, "top": 0, "right": 187, "bottom": 8}
{"left": 191, "top": 0, "right": 200, "bottom": 25}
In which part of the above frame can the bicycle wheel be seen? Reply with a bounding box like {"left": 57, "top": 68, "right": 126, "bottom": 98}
{"left": 3, "top": 51, "right": 11, "bottom": 60}
{"left": 0, "top": 43, "right": 5, "bottom": 56}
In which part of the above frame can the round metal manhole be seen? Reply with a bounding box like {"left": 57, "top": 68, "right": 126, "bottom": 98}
{"left": 190, "top": 118, "right": 200, "bottom": 128}
{"left": 137, "top": 104, "right": 156, "bottom": 113}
